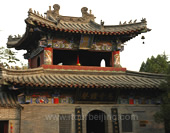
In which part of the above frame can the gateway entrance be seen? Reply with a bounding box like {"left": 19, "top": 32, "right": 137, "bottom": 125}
{"left": 86, "top": 110, "right": 107, "bottom": 133}
{"left": 0, "top": 121, "right": 8, "bottom": 133}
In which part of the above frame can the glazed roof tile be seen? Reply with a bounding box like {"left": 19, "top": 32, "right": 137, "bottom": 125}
{"left": 25, "top": 11, "right": 149, "bottom": 34}
{"left": 7, "top": 4, "right": 150, "bottom": 49}
{"left": 1, "top": 66, "right": 166, "bottom": 89}
{"left": 0, "top": 91, "right": 19, "bottom": 107}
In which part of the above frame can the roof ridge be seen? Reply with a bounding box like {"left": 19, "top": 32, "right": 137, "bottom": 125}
{"left": 104, "top": 21, "right": 146, "bottom": 28}
{"left": 2, "top": 67, "right": 44, "bottom": 76}
{"left": 126, "top": 70, "right": 167, "bottom": 79}
{"left": 44, "top": 68, "right": 126, "bottom": 75}
{"left": 27, "top": 10, "right": 56, "bottom": 26}
{"left": 28, "top": 8, "right": 49, "bottom": 21}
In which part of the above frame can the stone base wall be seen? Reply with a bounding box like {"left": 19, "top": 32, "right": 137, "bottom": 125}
{"left": 20, "top": 104, "right": 165, "bottom": 133}
{"left": 0, "top": 108, "right": 20, "bottom": 133}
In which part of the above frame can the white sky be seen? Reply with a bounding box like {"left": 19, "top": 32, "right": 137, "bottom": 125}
{"left": 0, "top": 0, "right": 170, "bottom": 71}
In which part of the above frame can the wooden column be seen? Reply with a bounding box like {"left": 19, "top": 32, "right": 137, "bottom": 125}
{"left": 44, "top": 47, "right": 53, "bottom": 65}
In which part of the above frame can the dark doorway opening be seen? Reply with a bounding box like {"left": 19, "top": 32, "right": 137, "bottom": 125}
{"left": 86, "top": 110, "right": 107, "bottom": 133}
{"left": 0, "top": 121, "right": 8, "bottom": 133}
{"left": 37, "top": 56, "right": 40, "bottom": 67}
{"left": 53, "top": 49, "right": 112, "bottom": 67}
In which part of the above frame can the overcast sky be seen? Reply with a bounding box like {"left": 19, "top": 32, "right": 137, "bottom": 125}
{"left": 0, "top": 0, "right": 170, "bottom": 71}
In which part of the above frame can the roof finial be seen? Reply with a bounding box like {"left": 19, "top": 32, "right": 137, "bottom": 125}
{"left": 28, "top": 8, "right": 32, "bottom": 13}
{"left": 90, "top": 9, "right": 92, "bottom": 14}
{"left": 128, "top": 20, "right": 132, "bottom": 24}
{"left": 46, "top": 4, "right": 60, "bottom": 21}
{"left": 119, "top": 21, "right": 122, "bottom": 25}
{"left": 8, "top": 35, "right": 13, "bottom": 41}
{"left": 134, "top": 19, "right": 137, "bottom": 23}
{"left": 101, "top": 20, "right": 104, "bottom": 26}
{"left": 141, "top": 18, "right": 146, "bottom": 22}
{"left": 18, "top": 34, "right": 21, "bottom": 38}
{"left": 81, "top": 7, "right": 95, "bottom": 21}
{"left": 53, "top": 4, "right": 60, "bottom": 16}
{"left": 123, "top": 21, "right": 126, "bottom": 25}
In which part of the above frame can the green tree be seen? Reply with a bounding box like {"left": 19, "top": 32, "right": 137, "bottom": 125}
{"left": 139, "top": 53, "right": 169, "bottom": 74}
{"left": 154, "top": 67, "right": 170, "bottom": 133}
{"left": 140, "top": 53, "right": 170, "bottom": 132}
{"left": 0, "top": 46, "right": 20, "bottom": 67}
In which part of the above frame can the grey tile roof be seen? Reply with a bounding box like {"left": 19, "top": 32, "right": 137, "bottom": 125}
{"left": 7, "top": 5, "right": 150, "bottom": 49}
{"left": 0, "top": 91, "right": 19, "bottom": 107}
{"left": 0, "top": 65, "right": 19, "bottom": 107}
{"left": 25, "top": 11, "right": 149, "bottom": 34}
{"left": 1, "top": 66, "right": 166, "bottom": 89}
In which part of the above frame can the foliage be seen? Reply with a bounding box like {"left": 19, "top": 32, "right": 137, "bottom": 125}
{"left": 154, "top": 69, "right": 170, "bottom": 132}
{"left": 0, "top": 46, "right": 20, "bottom": 67}
{"left": 139, "top": 53, "right": 169, "bottom": 74}
{"left": 140, "top": 53, "right": 170, "bottom": 132}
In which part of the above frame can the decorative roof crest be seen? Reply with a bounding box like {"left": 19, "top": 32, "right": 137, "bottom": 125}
{"left": 81, "top": 7, "right": 95, "bottom": 21}
{"left": 141, "top": 18, "right": 146, "bottom": 22}
{"left": 46, "top": 4, "right": 60, "bottom": 22}
{"left": 45, "top": 4, "right": 96, "bottom": 22}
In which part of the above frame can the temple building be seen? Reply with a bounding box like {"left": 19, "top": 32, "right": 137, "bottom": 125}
{"left": 0, "top": 4, "right": 166, "bottom": 133}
